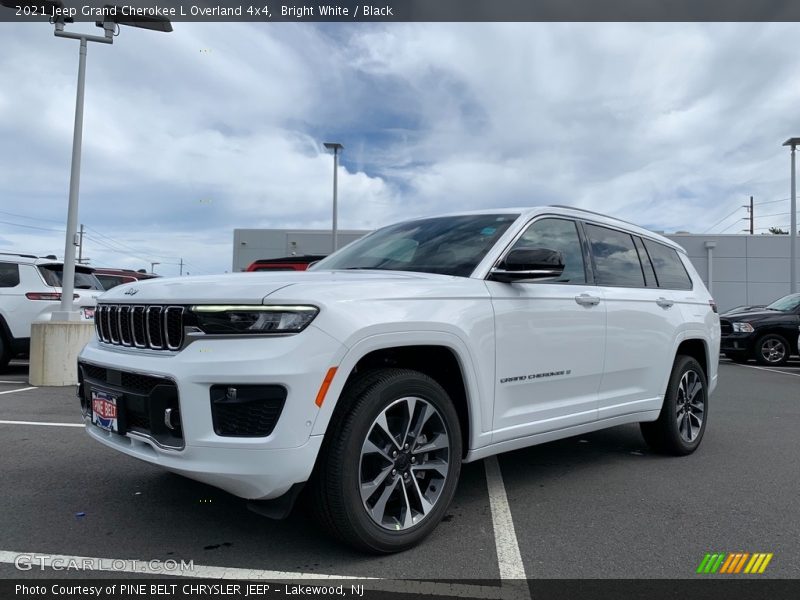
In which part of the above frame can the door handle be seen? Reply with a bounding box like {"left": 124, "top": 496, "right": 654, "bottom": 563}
{"left": 656, "top": 297, "right": 674, "bottom": 309}
{"left": 575, "top": 294, "right": 601, "bottom": 307}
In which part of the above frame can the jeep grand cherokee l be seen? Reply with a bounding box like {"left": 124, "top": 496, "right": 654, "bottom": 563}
{"left": 78, "top": 206, "right": 719, "bottom": 552}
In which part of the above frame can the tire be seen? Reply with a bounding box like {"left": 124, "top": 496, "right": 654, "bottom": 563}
{"left": 310, "top": 368, "right": 462, "bottom": 553}
{"left": 753, "top": 334, "right": 790, "bottom": 366}
{"left": 725, "top": 352, "right": 749, "bottom": 364}
{"left": 0, "top": 335, "right": 10, "bottom": 372}
{"left": 640, "top": 356, "right": 708, "bottom": 456}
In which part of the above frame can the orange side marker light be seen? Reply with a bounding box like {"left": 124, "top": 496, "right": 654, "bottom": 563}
{"left": 315, "top": 367, "right": 338, "bottom": 407}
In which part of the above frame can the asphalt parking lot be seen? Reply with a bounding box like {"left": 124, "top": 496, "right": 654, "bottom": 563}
{"left": 0, "top": 358, "right": 798, "bottom": 591}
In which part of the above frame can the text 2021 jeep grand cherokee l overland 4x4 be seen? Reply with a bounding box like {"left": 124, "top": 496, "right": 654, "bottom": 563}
{"left": 78, "top": 206, "right": 720, "bottom": 552}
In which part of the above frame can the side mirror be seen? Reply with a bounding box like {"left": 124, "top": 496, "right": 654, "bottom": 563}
{"left": 490, "top": 248, "right": 565, "bottom": 283}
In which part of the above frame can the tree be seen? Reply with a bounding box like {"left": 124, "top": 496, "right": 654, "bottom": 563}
{"left": 769, "top": 226, "right": 788, "bottom": 235}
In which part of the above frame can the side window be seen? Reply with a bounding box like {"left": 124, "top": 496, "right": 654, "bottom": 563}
{"left": 0, "top": 262, "right": 20, "bottom": 288}
{"left": 643, "top": 240, "right": 693, "bottom": 290}
{"left": 584, "top": 224, "right": 645, "bottom": 287}
{"left": 633, "top": 236, "right": 658, "bottom": 288}
{"left": 509, "top": 218, "right": 586, "bottom": 283}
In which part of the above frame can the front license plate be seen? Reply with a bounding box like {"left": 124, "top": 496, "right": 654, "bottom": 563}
{"left": 92, "top": 390, "right": 119, "bottom": 432}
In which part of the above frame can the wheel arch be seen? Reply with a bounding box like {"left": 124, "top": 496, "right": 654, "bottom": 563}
{"left": 311, "top": 333, "right": 483, "bottom": 458}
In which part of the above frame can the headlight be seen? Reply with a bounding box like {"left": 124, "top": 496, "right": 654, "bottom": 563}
{"left": 190, "top": 305, "right": 318, "bottom": 334}
{"left": 732, "top": 322, "right": 754, "bottom": 333}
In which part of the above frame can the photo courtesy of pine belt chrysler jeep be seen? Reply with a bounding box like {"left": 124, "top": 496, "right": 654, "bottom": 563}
{"left": 78, "top": 206, "right": 720, "bottom": 552}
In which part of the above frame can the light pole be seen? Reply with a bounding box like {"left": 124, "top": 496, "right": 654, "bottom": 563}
{"left": 323, "top": 142, "right": 344, "bottom": 252}
{"left": 150, "top": 262, "right": 160, "bottom": 274}
{"left": 0, "top": 1, "right": 172, "bottom": 319}
{"left": 784, "top": 138, "right": 800, "bottom": 294}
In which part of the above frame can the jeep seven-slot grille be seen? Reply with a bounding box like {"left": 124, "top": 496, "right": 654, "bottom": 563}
{"left": 95, "top": 304, "right": 185, "bottom": 351}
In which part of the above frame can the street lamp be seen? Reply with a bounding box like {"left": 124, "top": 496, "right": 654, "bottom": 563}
{"left": 784, "top": 137, "right": 800, "bottom": 294}
{"left": 0, "top": 1, "right": 172, "bottom": 319}
{"left": 323, "top": 142, "right": 344, "bottom": 252}
{"left": 150, "top": 262, "right": 160, "bottom": 274}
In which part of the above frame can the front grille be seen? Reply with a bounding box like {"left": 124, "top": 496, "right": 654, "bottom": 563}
{"left": 210, "top": 385, "right": 286, "bottom": 437}
{"left": 96, "top": 304, "right": 185, "bottom": 351}
{"left": 78, "top": 361, "right": 183, "bottom": 449}
{"left": 720, "top": 319, "right": 733, "bottom": 336}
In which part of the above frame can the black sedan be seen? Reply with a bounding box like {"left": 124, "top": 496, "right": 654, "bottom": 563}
{"left": 721, "top": 293, "right": 800, "bottom": 366}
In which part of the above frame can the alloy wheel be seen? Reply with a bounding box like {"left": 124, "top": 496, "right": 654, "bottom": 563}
{"left": 359, "top": 396, "right": 450, "bottom": 531}
{"left": 675, "top": 369, "right": 705, "bottom": 443}
{"left": 760, "top": 339, "right": 786, "bottom": 364}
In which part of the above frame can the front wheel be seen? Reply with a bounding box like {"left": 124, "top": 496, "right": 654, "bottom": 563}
{"left": 311, "top": 368, "right": 462, "bottom": 553}
{"left": 753, "top": 334, "right": 790, "bottom": 366}
{"left": 641, "top": 356, "right": 708, "bottom": 455}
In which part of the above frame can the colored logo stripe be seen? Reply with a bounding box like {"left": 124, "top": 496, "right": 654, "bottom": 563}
{"left": 697, "top": 552, "right": 772, "bottom": 574}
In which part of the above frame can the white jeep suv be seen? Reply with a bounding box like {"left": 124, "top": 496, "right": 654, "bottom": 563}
{"left": 0, "top": 253, "right": 102, "bottom": 370}
{"left": 78, "top": 206, "right": 719, "bottom": 552}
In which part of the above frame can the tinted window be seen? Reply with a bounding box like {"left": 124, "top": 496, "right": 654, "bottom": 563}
{"left": 643, "top": 240, "right": 692, "bottom": 290}
{"left": 0, "top": 262, "right": 20, "bottom": 288}
{"left": 313, "top": 214, "right": 519, "bottom": 277}
{"left": 510, "top": 218, "right": 586, "bottom": 283}
{"left": 38, "top": 265, "right": 104, "bottom": 290}
{"left": 585, "top": 224, "right": 645, "bottom": 287}
{"left": 633, "top": 236, "right": 657, "bottom": 287}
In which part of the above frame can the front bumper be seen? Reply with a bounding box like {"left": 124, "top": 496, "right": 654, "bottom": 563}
{"left": 77, "top": 325, "right": 346, "bottom": 500}
{"left": 720, "top": 333, "right": 754, "bottom": 353}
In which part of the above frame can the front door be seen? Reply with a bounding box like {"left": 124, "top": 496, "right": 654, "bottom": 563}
{"left": 488, "top": 217, "right": 606, "bottom": 443}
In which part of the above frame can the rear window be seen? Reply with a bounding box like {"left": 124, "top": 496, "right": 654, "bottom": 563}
{"left": 0, "top": 262, "right": 20, "bottom": 288}
{"left": 38, "top": 265, "right": 103, "bottom": 290}
{"left": 642, "top": 240, "right": 693, "bottom": 290}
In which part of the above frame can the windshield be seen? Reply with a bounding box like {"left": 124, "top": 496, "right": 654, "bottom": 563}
{"left": 766, "top": 293, "right": 800, "bottom": 312}
{"left": 312, "top": 214, "right": 520, "bottom": 277}
{"left": 38, "top": 265, "right": 104, "bottom": 290}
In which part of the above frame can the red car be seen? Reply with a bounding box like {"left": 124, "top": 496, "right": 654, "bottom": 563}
{"left": 93, "top": 268, "right": 159, "bottom": 290}
{"left": 245, "top": 255, "right": 326, "bottom": 272}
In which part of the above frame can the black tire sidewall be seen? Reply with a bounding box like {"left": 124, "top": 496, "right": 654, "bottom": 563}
{"left": 662, "top": 356, "right": 708, "bottom": 454}
{"left": 339, "top": 373, "right": 462, "bottom": 552}
{"left": 754, "top": 334, "right": 789, "bottom": 366}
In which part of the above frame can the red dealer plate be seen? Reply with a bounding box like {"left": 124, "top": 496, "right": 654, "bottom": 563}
{"left": 91, "top": 389, "right": 119, "bottom": 432}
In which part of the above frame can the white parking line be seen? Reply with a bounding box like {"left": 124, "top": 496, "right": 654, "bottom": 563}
{"left": 0, "top": 550, "right": 510, "bottom": 599}
{"left": 0, "top": 379, "right": 28, "bottom": 384}
{"left": 733, "top": 363, "right": 800, "bottom": 378}
{"left": 0, "top": 386, "right": 36, "bottom": 395}
{"left": 0, "top": 420, "right": 83, "bottom": 428}
{"left": 484, "top": 457, "right": 530, "bottom": 600}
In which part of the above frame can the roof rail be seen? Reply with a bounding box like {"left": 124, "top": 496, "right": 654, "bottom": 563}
{"left": 548, "top": 205, "right": 641, "bottom": 229}
{"left": 0, "top": 251, "right": 38, "bottom": 259}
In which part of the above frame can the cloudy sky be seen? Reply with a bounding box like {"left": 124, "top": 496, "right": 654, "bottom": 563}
{"left": 1, "top": 21, "right": 799, "bottom": 276}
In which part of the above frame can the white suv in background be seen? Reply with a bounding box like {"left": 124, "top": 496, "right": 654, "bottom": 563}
{"left": 0, "top": 253, "right": 102, "bottom": 369}
{"left": 78, "top": 206, "right": 720, "bottom": 552}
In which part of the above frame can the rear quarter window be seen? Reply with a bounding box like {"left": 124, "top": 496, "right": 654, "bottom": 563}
{"left": 0, "top": 262, "right": 20, "bottom": 288}
{"left": 643, "top": 240, "right": 693, "bottom": 290}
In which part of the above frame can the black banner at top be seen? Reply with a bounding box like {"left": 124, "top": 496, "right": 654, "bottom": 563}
{"left": 3, "top": 0, "right": 800, "bottom": 23}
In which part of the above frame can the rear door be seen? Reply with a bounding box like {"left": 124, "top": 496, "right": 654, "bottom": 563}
{"left": 583, "top": 224, "right": 685, "bottom": 419}
{"left": 488, "top": 216, "right": 606, "bottom": 441}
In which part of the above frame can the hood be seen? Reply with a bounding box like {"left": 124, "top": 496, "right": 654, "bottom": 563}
{"left": 721, "top": 309, "right": 784, "bottom": 321}
{"left": 96, "top": 270, "right": 445, "bottom": 304}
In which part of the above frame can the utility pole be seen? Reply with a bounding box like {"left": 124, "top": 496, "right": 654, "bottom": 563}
{"left": 77, "top": 224, "right": 85, "bottom": 263}
{"left": 179, "top": 258, "right": 184, "bottom": 276}
{"left": 742, "top": 197, "right": 753, "bottom": 234}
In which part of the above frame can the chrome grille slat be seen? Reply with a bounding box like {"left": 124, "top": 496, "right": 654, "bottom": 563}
{"left": 97, "top": 303, "right": 183, "bottom": 351}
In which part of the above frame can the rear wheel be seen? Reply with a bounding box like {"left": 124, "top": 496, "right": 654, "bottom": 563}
{"left": 311, "top": 368, "right": 462, "bottom": 553}
{"left": 641, "top": 355, "right": 708, "bottom": 455}
{"left": 753, "top": 334, "right": 789, "bottom": 366}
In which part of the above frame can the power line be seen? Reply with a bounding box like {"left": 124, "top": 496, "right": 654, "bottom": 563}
{"left": 719, "top": 218, "right": 747, "bottom": 234}
{"left": 0, "top": 219, "right": 64, "bottom": 233}
{"left": 0, "top": 209, "right": 65, "bottom": 224}
{"left": 754, "top": 211, "right": 792, "bottom": 219}
{"left": 703, "top": 206, "right": 744, "bottom": 233}
{"left": 754, "top": 197, "right": 790, "bottom": 206}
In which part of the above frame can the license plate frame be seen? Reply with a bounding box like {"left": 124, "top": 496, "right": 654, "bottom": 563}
{"left": 91, "top": 389, "right": 120, "bottom": 432}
